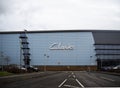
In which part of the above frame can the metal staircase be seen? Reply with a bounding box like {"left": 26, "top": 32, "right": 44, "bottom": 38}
{"left": 19, "top": 30, "right": 30, "bottom": 68}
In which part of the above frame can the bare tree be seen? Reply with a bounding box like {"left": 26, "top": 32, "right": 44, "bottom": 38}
{"left": 0, "top": 52, "right": 4, "bottom": 71}
{"left": 4, "top": 56, "right": 10, "bottom": 65}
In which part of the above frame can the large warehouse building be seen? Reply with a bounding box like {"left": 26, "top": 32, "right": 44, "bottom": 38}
{"left": 0, "top": 30, "right": 120, "bottom": 71}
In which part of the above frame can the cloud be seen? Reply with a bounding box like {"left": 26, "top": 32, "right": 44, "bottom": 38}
{"left": 0, "top": 0, "right": 9, "bottom": 14}
{"left": 0, "top": 0, "right": 120, "bottom": 31}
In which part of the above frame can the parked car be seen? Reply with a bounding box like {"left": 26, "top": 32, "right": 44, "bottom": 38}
{"left": 17, "top": 66, "right": 27, "bottom": 71}
{"left": 113, "top": 65, "right": 120, "bottom": 70}
{"left": 101, "top": 66, "right": 114, "bottom": 71}
{"left": 27, "top": 66, "right": 39, "bottom": 72}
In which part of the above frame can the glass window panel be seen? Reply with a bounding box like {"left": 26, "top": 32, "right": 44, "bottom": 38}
{"left": 95, "top": 45, "right": 120, "bottom": 49}
{"left": 99, "top": 55, "right": 120, "bottom": 59}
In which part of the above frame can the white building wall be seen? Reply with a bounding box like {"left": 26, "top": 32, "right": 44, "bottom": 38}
{"left": 0, "top": 34, "right": 20, "bottom": 65}
{"left": 0, "top": 32, "right": 97, "bottom": 66}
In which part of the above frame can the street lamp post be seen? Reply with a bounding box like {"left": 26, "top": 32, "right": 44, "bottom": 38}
{"left": 19, "top": 39, "right": 22, "bottom": 70}
{"left": 44, "top": 54, "right": 46, "bottom": 71}
{"left": 89, "top": 56, "right": 92, "bottom": 71}
{"left": 97, "top": 55, "right": 101, "bottom": 70}
{"left": 44, "top": 54, "right": 49, "bottom": 71}
{"left": 101, "top": 59, "right": 102, "bottom": 70}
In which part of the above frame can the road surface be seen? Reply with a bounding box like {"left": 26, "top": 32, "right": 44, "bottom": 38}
{"left": 0, "top": 71, "right": 120, "bottom": 88}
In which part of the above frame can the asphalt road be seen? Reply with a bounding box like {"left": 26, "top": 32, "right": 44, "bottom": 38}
{"left": 0, "top": 71, "right": 120, "bottom": 88}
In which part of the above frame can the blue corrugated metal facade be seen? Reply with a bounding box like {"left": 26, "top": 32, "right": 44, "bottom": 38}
{"left": 0, "top": 31, "right": 96, "bottom": 66}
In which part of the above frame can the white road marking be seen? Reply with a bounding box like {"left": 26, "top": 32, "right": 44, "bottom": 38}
{"left": 68, "top": 75, "right": 71, "bottom": 77}
{"left": 75, "top": 79, "right": 85, "bottom": 88}
{"left": 100, "top": 76, "right": 115, "bottom": 82}
{"left": 64, "top": 84, "right": 81, "bottom": 88}
{"left": 72, "top": 72, "right": 74, "bottom": 75}
{"left": 73, "top": 75, "right": 76, "bottom": 78}
{"left": 58, "top": 79, "right": 67, "bottom": 87}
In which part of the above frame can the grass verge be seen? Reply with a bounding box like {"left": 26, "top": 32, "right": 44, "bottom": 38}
{"left": 0, "top": 71, "right": 14, "bottom": 77}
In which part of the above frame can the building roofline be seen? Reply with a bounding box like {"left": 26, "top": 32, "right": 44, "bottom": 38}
{"left": 0, "top": 29, "right": 120, "bottom": 34}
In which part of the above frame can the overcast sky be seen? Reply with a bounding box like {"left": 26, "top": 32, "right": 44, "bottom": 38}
{"left": 0, "top": 0, "right": 120, "bottom": 31}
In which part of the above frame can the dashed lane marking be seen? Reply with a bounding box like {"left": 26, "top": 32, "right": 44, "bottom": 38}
{"left": 68, "top": 75, "right": 71, "bottom": 77}
{"left": 58, "top": 79, "right": 67, "bottom": 87}
{"left": 100, "top": 76, "right": 115, "bottom": 82}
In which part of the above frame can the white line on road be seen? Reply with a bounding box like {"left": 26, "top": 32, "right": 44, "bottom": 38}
{"left": 58, "top": 79, "right": 67, "bottom": 87}
{"left": 75, "top": 79, "right": 85, "bottom": 88}
{"left": 68, "top": 75, "right": 71, "bottom": 77}
{"left": 73, "top": 75, "right": 76, "bottom": 78}
{"left": 64, "top": 84, "right": 81, "bottom": 88}
{"left": 100, "top": 76, "right": 115, "bottom": 82}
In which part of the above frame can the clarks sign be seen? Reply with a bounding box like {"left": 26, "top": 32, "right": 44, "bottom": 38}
{"left": 49, "top": 43, "right": 74, "bottom": 50}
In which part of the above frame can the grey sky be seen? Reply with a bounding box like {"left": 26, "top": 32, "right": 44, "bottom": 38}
{"left": 0, "top": 0, "right": 120, "bottom": 31}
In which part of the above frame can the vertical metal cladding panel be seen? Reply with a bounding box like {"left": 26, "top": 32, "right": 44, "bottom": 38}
{"left": 0, "top": 34, "right": 2, "bottom": 65}
{"left": 28, "top": 32, "right": 96, "bottom": 66}
{"left": 0, "top": 35, "right": 2, "bottom": 51}
{"left": 0, "top": 34, "right": 20, "bottom": 65}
